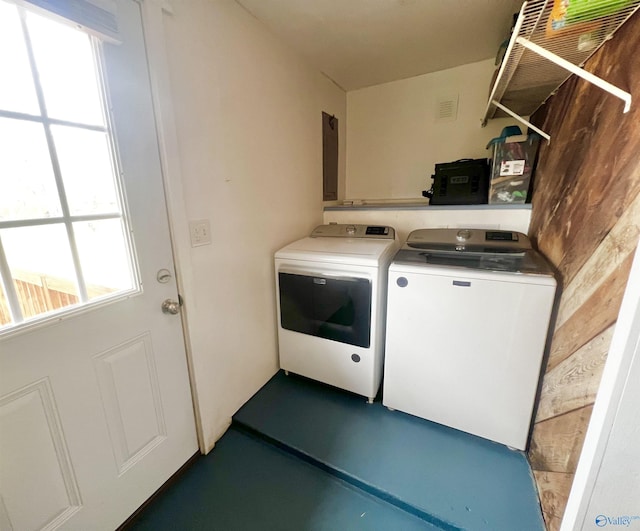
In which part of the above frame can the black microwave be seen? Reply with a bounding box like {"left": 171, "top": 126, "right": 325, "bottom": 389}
{"left": 423, "top": 158, "right": 490, "bottom": 205}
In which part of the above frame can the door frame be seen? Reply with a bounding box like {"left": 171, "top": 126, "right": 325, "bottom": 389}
{"left": 138, "top": 0, "right": 206, "bottom": 452}
{"left": 561, "top": 237, "right": 640, "bottom": 529}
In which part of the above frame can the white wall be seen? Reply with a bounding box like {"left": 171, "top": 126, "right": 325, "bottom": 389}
{"left": 346, "top": 59, "right": 518, "bottom": 200}
{"left": 160, "top": 0, "right": 346, "bottom": 451}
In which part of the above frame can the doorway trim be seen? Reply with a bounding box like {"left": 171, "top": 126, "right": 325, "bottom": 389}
{"left": 561, "top": 237, "right": 640, "bottom": 529}
{"left": 138, "top": 0, "right": 206, "bottom": 453}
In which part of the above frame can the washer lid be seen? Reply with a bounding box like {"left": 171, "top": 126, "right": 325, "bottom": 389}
{"left": 406, "top": 228, "right": 531, "bottom": 255}
{"left": 392, "top": 248, "right": 554, "bottom": 276}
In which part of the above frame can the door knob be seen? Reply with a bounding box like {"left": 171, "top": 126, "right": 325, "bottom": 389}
{"left": 161, "top": 299, "right": 181, "bottom": 315}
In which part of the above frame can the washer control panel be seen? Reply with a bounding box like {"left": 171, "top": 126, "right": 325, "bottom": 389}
{"left": 406, "top": 228, "right": 531, "bottom": 254}
{"left": 311, "top": 224, "right": 396, "bottom": 239}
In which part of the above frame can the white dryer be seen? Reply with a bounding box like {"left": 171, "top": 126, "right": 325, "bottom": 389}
{"left": 383, "top": 228, "right": 557, "bottom": 450}
{"left": 275, "top": 224, "right": 398, "bottom": 402}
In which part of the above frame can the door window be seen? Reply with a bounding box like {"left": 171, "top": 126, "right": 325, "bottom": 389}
{"left": 0, "top": 1, "right": 137, "bottom": 333}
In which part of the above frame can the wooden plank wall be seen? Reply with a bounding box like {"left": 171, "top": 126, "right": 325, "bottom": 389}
{"left": 527, "top": 11, "right": 640, "bottom": 530}
{"left": 0, "top": 288, "right": 10, "bottom": 326}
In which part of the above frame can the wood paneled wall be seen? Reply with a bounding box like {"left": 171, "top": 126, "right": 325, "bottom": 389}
{"left": 527, "top": 11, "right": 640, "bottom": 530}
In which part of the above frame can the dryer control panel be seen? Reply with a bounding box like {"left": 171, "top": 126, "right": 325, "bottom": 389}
{"left": 311, "top": 224, "right": 396, "bottom": 239}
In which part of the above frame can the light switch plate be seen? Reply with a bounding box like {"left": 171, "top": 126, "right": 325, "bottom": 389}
{"left": 189, "top": 219, "right": 212, "bottom": 247}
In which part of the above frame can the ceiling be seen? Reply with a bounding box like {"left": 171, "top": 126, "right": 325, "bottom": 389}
{"left": 236, "top": 0, "right": 524, "bottom": 91}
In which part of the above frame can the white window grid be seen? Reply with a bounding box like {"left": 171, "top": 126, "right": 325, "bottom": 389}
{"left": 0, "top": 5, "right": 138, "bottom": 329}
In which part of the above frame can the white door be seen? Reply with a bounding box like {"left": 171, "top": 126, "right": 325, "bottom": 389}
{"left": 0, "top": 1, "right": 197, "bottom": 530}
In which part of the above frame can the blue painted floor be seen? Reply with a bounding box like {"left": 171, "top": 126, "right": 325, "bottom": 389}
{"left": 129, "top": 428, "right": 438, "bottom": 530}
{"left": 127, "top": 371, "right": 544, "bottom": 531}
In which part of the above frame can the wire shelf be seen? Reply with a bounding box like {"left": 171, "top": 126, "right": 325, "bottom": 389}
{"left": 484, "top": 0, "right": 640, "bottom": 126}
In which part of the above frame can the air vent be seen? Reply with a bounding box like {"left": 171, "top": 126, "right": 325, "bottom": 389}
{"left": 435, "top": 94, "right": 459, "bottom": 122}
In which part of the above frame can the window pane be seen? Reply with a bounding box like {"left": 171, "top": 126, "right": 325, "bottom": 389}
{"left": 0, "top": 117, "right": 62, "bottom": 221}
{"left": 26, "top": 11, "right": 104, "bottom": 126}
{"left": 74, "top": 220, "right": 135, "bottom": 299}
{"left": 1, "top": 224, "right": 79, "bottom": 320}
{"left": 0, "top": 281, "right": 12, "bottom": 328}
{"left": 0, "top": 1, "right": 39, "bottom": 115}
{"left": 0, "top": 5, "right": 139, "bottom": 333}
{"left": 52, "top": 125, "right": 119, "bottom": 215}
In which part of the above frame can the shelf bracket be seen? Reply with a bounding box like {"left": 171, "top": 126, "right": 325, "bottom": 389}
{"left": 490, "top": 100, "right": 551, "bottom": 142}
{"left": 516, "top": 36, "right": 632, "bottom": 113}
{"left": 482, "top": 1, "right": 528, "bottom": 127}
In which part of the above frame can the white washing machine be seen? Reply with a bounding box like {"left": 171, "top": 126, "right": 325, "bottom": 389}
{"left": 275, "top": 224, "right": 398, "bottom": 402}
{"left": 383, "top": 228, "right": 557, "bottom": 450}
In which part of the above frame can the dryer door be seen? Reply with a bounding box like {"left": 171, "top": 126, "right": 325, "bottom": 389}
{"left": 278, "top": 271, "right": 371, "bottom": 348}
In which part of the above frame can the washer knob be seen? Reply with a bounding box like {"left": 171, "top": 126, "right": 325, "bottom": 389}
{"left": 346, "top": 225, "right": 357, "bottom": 235}
{"left": 456, "top": 229, "right": 472, "bottom": 242}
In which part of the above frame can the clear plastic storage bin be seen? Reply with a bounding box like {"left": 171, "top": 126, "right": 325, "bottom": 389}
{"left": 487, "top": 127, "right": 541, "bottom": 204}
